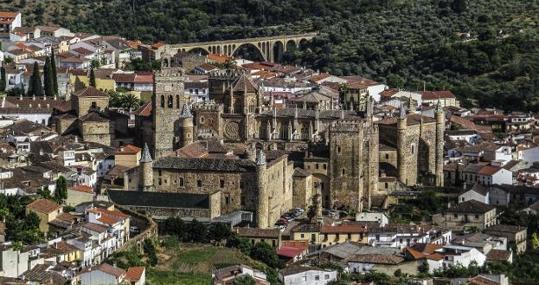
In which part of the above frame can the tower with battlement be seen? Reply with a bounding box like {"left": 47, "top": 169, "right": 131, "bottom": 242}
{"left": 329, "top": 119, "right": 366, "bottom": 212}
{"left": 152, "top": 64, "right": 185, "bottom": 159}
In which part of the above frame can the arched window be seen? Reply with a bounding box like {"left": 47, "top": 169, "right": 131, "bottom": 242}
{"left": 160, "top": 95, "right": 165, "bottom": 108}
{"left": 176, "top": 95, "right": 180, "bottom": 109}
{"left": 167, "top": 95, "right": 173, "bottom": 108}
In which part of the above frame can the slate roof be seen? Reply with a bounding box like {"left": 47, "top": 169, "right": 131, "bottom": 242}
{"left": 108, "top": 190, "right": 210, "bottom": 209}
{"left": 153, "top": 157, "right": 256, "bottom": 172}
{"left": 447, "top": 200, "right": 495, "bottom": 214}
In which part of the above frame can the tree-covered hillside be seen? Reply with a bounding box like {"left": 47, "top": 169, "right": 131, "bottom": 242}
{"left": 4, "top": 0, "right": 539, "bottom": 110}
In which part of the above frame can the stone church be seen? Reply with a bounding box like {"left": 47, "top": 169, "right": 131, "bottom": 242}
{"left": 134, "top": 62, "right": 445, "bottom": 227}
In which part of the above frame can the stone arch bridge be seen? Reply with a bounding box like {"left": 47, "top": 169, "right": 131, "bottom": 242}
{"left": 165, "top": 33, "right": 317, "bottom": 62}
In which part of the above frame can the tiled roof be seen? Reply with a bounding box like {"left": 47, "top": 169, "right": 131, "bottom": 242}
{"left": 348, "top": 254, "right": 404, "bottom": 265}
{"left": 133, "top": 101, "right": 152, "bottom": 117}
{"left": 484, "top": 224, "right": 526, "bottom": 234}
{"left": 153, "top": 157, "right": 256, "bottom": 172}
{"left": 320, "top": 222, "right": 367, "bottom": 234}
{"left": 82, "top": 222, "right": 108, "bottom": 233}
{"left": 74, "top": 86, "right": 108, "bottom": 97}
{"left": 447, "top": 200, "right": 495, "bottom": 214}
{"left": 116, "top": 144, "right": 141, "bottom": 155}
{"left": 479, "top": 165, "right": 501, "bottom": 176}
{"left": 69, "top": 184, "right": 94, "bottom": 194}
{"left": 235, "top": 227, "right": 280, "bottom": 238}
{"left": 421, "top": 91, "right": 456, "bottom": 100}
{"left": 27, "top": 199, "right": 60, "bottom": 214}
{"left": 125, "top": 267, "right": 145, "bottom": 282}
{"left": 277, "top": 246, "right": 305, "bottom": 258}
{"left": 97, "top": 263, "right": 126, "bottom": 278}
{"left": 108, "top": 190, "right": 210, "bottom": 209}
{"left": 486, "top": 249, "right": 511, "bottom": 262}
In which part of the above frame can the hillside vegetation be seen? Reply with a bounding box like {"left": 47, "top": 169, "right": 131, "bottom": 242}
{"left": 4, "top": 0, "right": 539, "bottom": 110}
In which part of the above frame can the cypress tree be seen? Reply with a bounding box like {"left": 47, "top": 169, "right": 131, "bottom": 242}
{"left": 43, "top": 57, "right": 54, "bottom": 97}
{"left": 0, "top": 67, "right": 5, "bottom": 92}
{"left": 89, "top": 67, "right": 96, "bottom": 87}
{"left": 50, "top": 47, "right": 58, "bottom": 94}
{"left": 28, "top": 62, "right": 43, "bottom": 97}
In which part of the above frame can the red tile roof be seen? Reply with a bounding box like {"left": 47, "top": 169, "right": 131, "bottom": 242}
{"left": 69, "top": 184, "right": 94, "bottom": 194}
{"left": 27, "top": 199, "right": 61, "bottom": 214}
{"left": 277, "top": 246, "right": 305, "bottom": 258}
{"left": 74, "top": 86, "right": 108, "bottom": 97}
{"left": 116, "top": 144, "right": 141, "bottom": 155}
{"left": 133, "top": 101, "right": 152, "bottom": 117}
{"left": 420, "top": 91, "right": 456, "bottom": 100}
{"left": 320, "top": 223, "right": 367, "bottom": 234}
{"left": 126, "top": 267, "right": 145, "bottom": 282}
{"left": 97, "top": 263, "right": 126, "bottom": 278}
{"left": 479, "top": 165, "right": 501, "bottom": 176}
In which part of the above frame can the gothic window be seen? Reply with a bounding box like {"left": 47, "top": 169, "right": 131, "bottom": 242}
{"left": 160, "top": 95, "right": 165, "bottom": 108}
{"left": 167, "top": 95, "right": 173, "bottom": 108}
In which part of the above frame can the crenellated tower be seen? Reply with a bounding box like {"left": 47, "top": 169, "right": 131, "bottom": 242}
{"left": 152, "top": 62, "right": 185, "bottom": 159}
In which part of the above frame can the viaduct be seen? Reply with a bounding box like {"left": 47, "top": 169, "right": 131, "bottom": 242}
{"left": 163, "top": 32, "right": 318, "bottom": 62}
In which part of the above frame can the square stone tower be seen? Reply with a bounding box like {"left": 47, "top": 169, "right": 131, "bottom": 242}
{"left": 152, "top": 65, "right": 185, "bottom": 159}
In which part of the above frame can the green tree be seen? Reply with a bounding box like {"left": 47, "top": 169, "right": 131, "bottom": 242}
{"left": 0, "top": 66, "right": 6, "bottom": 92}
{"left": 89, "top": 68, "right": 96, "bottom": 87}
{"left": 451, "top": 0, "right": 467, "bottom": 13}
{"left": 50, "top": 47, "right": 58, "bottom": 94}
{"left": 28, "top": 62, "right": 43, "bottom": 97}
{"left": 186, "top": 219, "right": 208, "bottom": 242}
{"left": 43, "top": 56, "right": 54, "bottom": 97}
{"left": 531, "top": 233, "right": 539, "bottom": 250}
{"left": 54, "top": 176, "right": 68, "bottom": 203}
{"left": 232, "top": 275, "right": 256, "bottom": 285}
{"left": 208, "top": 223, "right": 231, "bottom": 243}
{"left": 249, "top": 242, "right": 283, "bottom": 269}
{"left": 143, "top": 239, "right": 158, "bottom": 266}
{"left": 74, "top": 76, "right": 86, "bottom": 91}
{"left": 307, "top": 194, "right": 321, "bottom": 222}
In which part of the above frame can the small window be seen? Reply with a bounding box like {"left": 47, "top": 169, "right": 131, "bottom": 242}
{"left": 220, "top": 179, "right": 225, "bottom": 188}
{"left": 342, "top": 169, "right": 345, "bottom": 175}
{"left": 225, "top": 196, "right": 230, "bottom": 205}
{"left": 337, "top": 146, "right": 341, "bottom": 153}
{"left": 179, "top": 178, "right": 184, "bottom": 186}
{"left": 197, "top": 180, "right": 202, "bottom": 187}
{"left": 325, "top": 274, "right": 330, "bottom": 280}
{"left": 323, "top": 164, "right": 327, "bottom": 170}
{"left": 300, "top": 233, "right": 304, "bottom": 238}
{"left": 315, "top": 275, "right": 320, "bottom": 281}
{"left": 316, "top": 164, "right": 319, "bottom": 170}
{"left": 385, "top": 153, "right": 389, "bottom": 159}
{"left": 158, "top": 178, "right": 162, "bottom": 186}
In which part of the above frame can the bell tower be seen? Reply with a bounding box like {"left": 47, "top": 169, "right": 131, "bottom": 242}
{"left": 152, "top": 60, "right": 185, "bottom": 159}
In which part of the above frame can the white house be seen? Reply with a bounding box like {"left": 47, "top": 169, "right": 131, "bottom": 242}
{"left": 355, "top": 212, "right": 389, "bottom": 227}
{"left": 80, "top": 263, "right": 126, "bottom": 285}
{"left": 425, "top": 245, "right": 486, "bottom": 274}
{"left": 279, "top": 266, "right": 338, "bottom": 285}
{"left": 521, "top": 146, "right": 539, "bottom": 163}
{"left": 446, "top": 129, "right": 480, "bottom": 144}
{"left": 458, "top": 184, "right": 490, "bottom": 204}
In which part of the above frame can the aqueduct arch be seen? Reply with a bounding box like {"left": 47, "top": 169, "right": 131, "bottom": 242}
{"left": 164, "top": 33, "right": 317, "bottom": 63}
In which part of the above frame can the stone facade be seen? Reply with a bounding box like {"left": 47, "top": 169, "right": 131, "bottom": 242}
{"left": 151, "top": 64, "right": 186, "bottom": 159}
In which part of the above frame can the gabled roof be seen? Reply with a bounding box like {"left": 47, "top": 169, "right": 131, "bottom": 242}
{"left": 96, "top": 263, "right": 126, "bottom": 278}
{"left": 447, "top": 200, "right": 495, "bottom": 214}
{"left": 27, "top": 199, "right": 61, "bottom": 214}
{"left": 232, "top": 73, "right": 258, "bottom": 93}
{"left": 74, "top": 86, "right": 108, "bottom": 98}
{"left": 125, "top": 267, "right": 145, "bottom": 282}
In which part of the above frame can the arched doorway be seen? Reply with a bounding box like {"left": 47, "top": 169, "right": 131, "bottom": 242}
{"left": 232, "top": 43, "right": 265, "bottom": 62}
